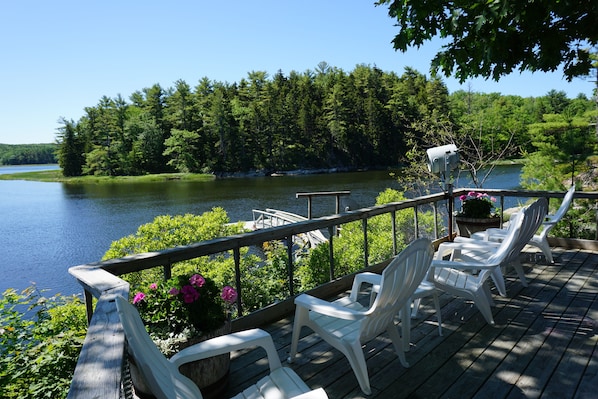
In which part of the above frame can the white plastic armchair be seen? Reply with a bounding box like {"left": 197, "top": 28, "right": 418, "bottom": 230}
{"left": 288, "top": 238, "right": 434, "bottom": 395}
{"left": 352, "top": 268, "right": 443, "bottom": 351}
{"left": 452, "top": 211, "right": 525, "bottom": 296}
{"left": 430, "top": 198, "right": 548, "bottom": 325}
{"left": 115, "top": 296, "right": 327, "bottom": 399}
{"left": 471, "top": 186, "right": 574, "bottom": 263}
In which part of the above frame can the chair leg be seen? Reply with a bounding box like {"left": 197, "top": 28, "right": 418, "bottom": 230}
{"left": 473, "top": 289, "right": 495, "bottom": 325}
{"left": 288, "top": 306, "right": 308, "bottom": 363}
{"left": 344, "top": 340, "right": 372, "bottom": 395}
{"left": 490, "top": 267, "right": 507, "bottom": 297}
{"left": 481, "top": 282, "right": 495, "bottom": 307}
{"left": 534, "top": 236, "right": 554, "bottom": 263}
{"left": 432, "top": 292, "right": 443, "bottom": 336}
{"left": 399, "top": 304, "right": 411, "bottom": 352}
{"left": 511, "top": 259, "right": 529, "bottom": 287}
{"left": 411, "top": 298, "right": 422, "bottom": 318}
{"left": 387, "top": 321, "right": 409, "bottom": 368}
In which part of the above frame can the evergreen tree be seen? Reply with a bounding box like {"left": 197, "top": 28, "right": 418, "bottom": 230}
{"left": 56, "top": 119, "right": 84, "bottom": 176}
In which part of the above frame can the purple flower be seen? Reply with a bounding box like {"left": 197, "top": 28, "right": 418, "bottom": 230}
{"left": 189, "top": 274, "right": 205, "bottom": 287}
{"left": 459, "top": 194, "right": 467, "bottom": 201}
{"left": 132, "top": 292, "right": 146, "bottom": 304}
{"left": 221, "top": 285, "right": 238, "bottom": 304}
{"left": 169, "top": 287, "right": 180, "bottom": 296}
{"left": 181, "top": 285, "right": 200, "bottom": 304}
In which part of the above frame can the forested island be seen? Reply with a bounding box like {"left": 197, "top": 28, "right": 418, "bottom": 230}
{"left": 55, "top": 64, "right": 596, "bottom": 179}
{"left": 0, "top": 144, "right": 57, "bottom": 165}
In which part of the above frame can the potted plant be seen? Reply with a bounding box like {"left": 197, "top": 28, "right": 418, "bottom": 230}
{"left": 130, "top": 273, "right": 238, "bottom": 398}
{"left": 455, "top": 191, "right": 501, "bottom": 237}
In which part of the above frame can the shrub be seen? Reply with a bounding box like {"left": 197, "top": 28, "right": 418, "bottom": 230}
{"left": 0, "top": 286, "right": 87, "bottom": 399}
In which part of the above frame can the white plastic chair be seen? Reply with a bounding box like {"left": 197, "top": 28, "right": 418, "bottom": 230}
{"left": 288, "top": 238, "right": 434, "bottom": 395}
{"left": 354, "top": 269, "right": 443, "bottom": 350}
{"left": 431, "top": 198, "right": 548, "bottom": 325}
{"left": 471, "top": 186, "right": 574, "bottom": 263}
{"left": 453, "top": 211, "right": 525, "bottom": 297}
{"left": 115, "top": 295, "right": 327, "bottom": 399}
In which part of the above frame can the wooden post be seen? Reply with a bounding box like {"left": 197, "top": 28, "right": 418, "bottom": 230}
{"left": 328, "top": 226, "right": 335, "bottom": 281}
{"left": 233, "top": 248, "right": 243, "bottom": 316}
{"left": 286, "top": 236, "right": 294, "bottom": 297}
{"left": 362, "top": 219, "right": 369, "bottom": 269}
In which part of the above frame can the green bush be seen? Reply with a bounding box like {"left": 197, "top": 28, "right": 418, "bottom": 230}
{"left": 104, "top": 208, "right": 287, "bottom": 315}
{"left": 296, "top": 188, "right": 437, "bottom": 290}
{"left": 0, "top": 286, "right": 87, "bottom": 399}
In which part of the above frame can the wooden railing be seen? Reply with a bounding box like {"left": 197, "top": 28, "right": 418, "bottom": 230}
{"left": 66, "top": 188, "right": 595, "bottom": 399}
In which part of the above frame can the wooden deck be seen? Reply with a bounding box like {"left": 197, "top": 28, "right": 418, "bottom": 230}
{"left": 224, "top": 246, "right": 597, "bottom": 398}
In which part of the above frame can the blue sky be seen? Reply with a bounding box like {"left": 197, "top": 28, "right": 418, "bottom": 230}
{"left": 1, "top": 1, "right": 594, "bottom": 145}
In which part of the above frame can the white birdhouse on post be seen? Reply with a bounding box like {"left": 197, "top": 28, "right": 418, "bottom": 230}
{"left": 426, "top": 144, "right": 460, "bottom": 240}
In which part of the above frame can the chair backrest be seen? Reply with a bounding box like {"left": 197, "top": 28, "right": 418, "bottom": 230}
{"left": 361, "top": 238, "right": 433, "bottom": 340}
{"left": 553, "top": 185, "right": 575, "bottom": 221}
{"left": 536, "top": 186, "right": 574, "bottom": 241}
{"left": 486, "top": 197, "right": 548, "bottom": 267}
{"left": 115, "top": 295, "right": 202, "bottom": 399}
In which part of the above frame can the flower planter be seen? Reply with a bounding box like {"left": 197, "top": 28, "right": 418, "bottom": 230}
{"left": 455, "top": 216, "right": 501, "bottom": 238}
{"left": 178, "top": 321, "right": 231, "bottom": 399}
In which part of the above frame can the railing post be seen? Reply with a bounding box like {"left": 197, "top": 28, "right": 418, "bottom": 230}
{"left": 233, "top": 248, "right": 243, "bottom": 316}
{"left": 328, "top": 226, "right": 335, "bottom": 280}
{"left": 285, "top": 236, "right": 294, "bottom": 296}
{"left": 433, "top": 201, "right": 439, "bottom": 239}
{"left": 163, "top": 262, "right": 172, "bottom": 282}
{"left": 84, "top": 290, "right": 93, "bottom": 325}
{"left": 413, "top": 205, "right": 419, "bottom": 239}
{"left": 391, "top": 210, "right": 397, "bottom": 255}
{"left": 500, "top": 195, "right": 505, "bottom": 225}
{"left": 362, "top": 219, "right": 369, "bottom": 269}
{"left": 447, "top": 192, "right": 454, "bottom": 241}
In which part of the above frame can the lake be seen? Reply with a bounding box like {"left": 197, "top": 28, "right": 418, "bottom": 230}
{"left": 0, "top": 165, "right": 522, "bottom": 296}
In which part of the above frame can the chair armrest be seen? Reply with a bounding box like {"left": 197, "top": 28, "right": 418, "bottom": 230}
{"left": 352, "top": 272, "right": 381, "bottom": 287}
{"left": 436, "top": 241, "right": 497, "bottom": 260}
{"left": 431, "top": 258, "right": 498, "bottom": 271}
{"left": 349, "top": 272, "right": 381, "bottom": 301}
{"left": 295, "top": 293, "right": 366, "bottom": 320}
{"left": 543, "top": 215, "right": 559, "bottom": 226}
{"left": 169, "top": 328, "right": 282, "bottom": 372}
{"left": 454, "top": 236, "right": 502, "bottom": 246}
{"left": 291, "top": 388, "right": 328, "bottom": 399}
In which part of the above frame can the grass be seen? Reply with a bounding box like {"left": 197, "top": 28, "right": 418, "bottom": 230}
{"left": 0, "top": 170, "right": 215, "bottom": 184}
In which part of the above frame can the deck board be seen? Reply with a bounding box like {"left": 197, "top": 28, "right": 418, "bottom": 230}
{"left": 224, "top": 247, "right": 598, "bottom": 398}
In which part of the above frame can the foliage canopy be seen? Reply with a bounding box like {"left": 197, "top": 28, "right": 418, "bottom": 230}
{"left": 377, "top": 0, "right": 598, "bottom": 82}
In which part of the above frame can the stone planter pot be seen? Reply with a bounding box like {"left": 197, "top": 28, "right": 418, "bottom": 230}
{"left": 178, "top": 321, "right": 231, "bottom": 399}
{"left": 455, "top": 216, "right": 501, "bottom": 238}
{"left": 130, "top": 321, "right": 231, "bottom": 399}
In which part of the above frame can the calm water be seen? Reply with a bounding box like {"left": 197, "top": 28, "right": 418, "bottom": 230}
{"left": 0, "top": 165, "right": 521, "bottom": 296}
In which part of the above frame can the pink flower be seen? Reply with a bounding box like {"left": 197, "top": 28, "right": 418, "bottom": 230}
{"left": 169, "top": 287, "right": 180, "bottom": 296}
{"left": 221, "top": 286, "right": 238, "bottom": 304}
{"left": 189, "top": 274, "right": 205, "bottom": 287}
{"left": 459, "top": 194, "right": 467, "bottom": 201}
{"left": 132, "top": 292, "right": 145, "bottom": 304}
{"left": 150, "top": 283, "right": 157, "bottom": 290}
{"left": 181, "top": 285, "right": 200, "bottom": 304}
